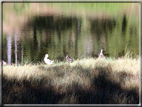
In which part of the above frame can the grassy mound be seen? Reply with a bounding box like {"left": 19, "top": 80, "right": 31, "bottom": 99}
{"left": 2, "top": 57, "right": 140, "bottom": 104}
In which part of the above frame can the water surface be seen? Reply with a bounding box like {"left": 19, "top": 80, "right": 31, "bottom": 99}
{"left": 2, "top": 14, "right": 139, "bottom": 64}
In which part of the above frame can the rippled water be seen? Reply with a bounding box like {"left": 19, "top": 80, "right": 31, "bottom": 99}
{"left": 2, "top": 15, "right": 139, "bottom": 64}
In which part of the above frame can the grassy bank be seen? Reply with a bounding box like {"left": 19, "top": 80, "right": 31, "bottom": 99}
{"left": 2, "top": 57, "right": 140, "bottom": 104}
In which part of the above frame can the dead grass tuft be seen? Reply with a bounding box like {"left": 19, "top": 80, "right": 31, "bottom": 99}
{"left": 2, "top": 57, "right": 140, "bottom": 104}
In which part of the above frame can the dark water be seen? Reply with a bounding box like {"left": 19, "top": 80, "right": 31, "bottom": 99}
{"left": 2, "top": 14, "right": 139, "bottom": 64}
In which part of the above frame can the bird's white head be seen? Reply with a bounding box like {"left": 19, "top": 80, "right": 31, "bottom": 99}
{"left": 45, "top": 54, "right": 49, "bottom": 58}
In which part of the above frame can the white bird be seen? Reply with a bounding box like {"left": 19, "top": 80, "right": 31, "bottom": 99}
{"left": 44, "top": 54, "right": 54, "bottom": 65}
{"left": 99, "top": 49, "right": 106, "bottom": 59}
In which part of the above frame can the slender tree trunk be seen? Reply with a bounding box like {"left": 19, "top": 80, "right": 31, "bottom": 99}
{"left": 75, "top": 19, "right": 81, "bottom": 58}
{"left": 7, "top": 35, "right": 12, "bottom": 65}
{"left": 21, "top": 45, "right": 23, "bottom": 64}
{"left": 57, "top": 26, "right": 61, "bottom": 42}
{"left": 15, "top": 33, "right": 17, "bottom": 66}
{"left": 33, "top": 26, "right": 37, "bottom": 49}
{"left": 38, "top": 39, "right": 40, "bottom": 53}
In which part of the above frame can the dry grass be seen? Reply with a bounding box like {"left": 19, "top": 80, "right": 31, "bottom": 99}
{"left": 2, "top": 56, "right": 140, "bottom": 104}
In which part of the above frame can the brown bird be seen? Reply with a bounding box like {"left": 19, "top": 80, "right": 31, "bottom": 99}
{"left": 0, "top": 60, "right": 7, "bottom": 66}
{"left": 99, "top": 49, "right": 106, "bottom": 59}
{"left": 66, "top": 53, "right": 74, "bottom": 62}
